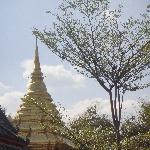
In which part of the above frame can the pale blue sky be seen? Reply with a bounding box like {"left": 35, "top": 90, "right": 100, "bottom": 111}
{"left": 0, "top": 0, "right": 149, "bottom": 117}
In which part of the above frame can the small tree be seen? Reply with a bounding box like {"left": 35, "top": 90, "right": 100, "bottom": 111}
{"left": 114, "top": 100, "right": 150, "bottom": 149}
{"left": 140, "top": 101, "right": 150, "bottom": 126}
{"left": 121, "top": 118, "right": 150, "bottom": 149}
{"left": 33, "top": 0, "right": 150, "bottom": 149}
{"left": 69, "top": 106, "right": 115, "bottom": 149}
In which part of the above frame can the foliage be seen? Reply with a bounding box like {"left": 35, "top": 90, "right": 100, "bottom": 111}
{"left": 122, "top": 132, "right": 150, "bottom": 150}
{"left": 68, "top": 106, "right": 115, "bottom": 150}
{"left": 33, "top": 0, "right": 150, "bottom": 148}
{"left": 121, "top": 120, "right": 149, "bottom": 139}
{"left": 147, "top": 4, "right": 150, "bottom": 12}
{"left": 121, "top": 101, "right": 150, "bottom": 150}
{"left": 0, "top": 105, "right": 6, "bottom": 114}
{"left": 140, "top": 101, "right": 150, "bottom": 126}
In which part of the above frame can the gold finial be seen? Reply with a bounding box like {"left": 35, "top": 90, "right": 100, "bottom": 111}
{"left": 36, "top": 37, "right": 38, "bottom": 49}
{"left": 34, "top": 38, "right": 40, "bottom": 71}
{"left": 31, "top": 36, "right": 43, "bottom": 77}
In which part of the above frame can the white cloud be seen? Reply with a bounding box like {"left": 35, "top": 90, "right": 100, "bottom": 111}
{"left": 0, "top": 82, "right": 11, "bottom": 91}
{"left": 0, "top": 91, "right": 23, "bottom": 116}
{"left": 21, "top": 59, "right": 85, "bottom": 89}
{"left": 21, "top": 59, "right": 34, "bottom": 79}
{"left": 42, "top": 65, "right": 84, "bottom": 88}
{"left": 64, "top": 98, "right": 141, "bottom": 122}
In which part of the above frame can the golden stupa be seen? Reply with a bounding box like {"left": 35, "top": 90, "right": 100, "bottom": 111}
{"left": 14, "top": 40, "right": 74, "bottom": 150}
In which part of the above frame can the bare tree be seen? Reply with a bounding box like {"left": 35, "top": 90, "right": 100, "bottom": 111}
{"left": 33, "top": 0, "right": 150, "bottom": 149}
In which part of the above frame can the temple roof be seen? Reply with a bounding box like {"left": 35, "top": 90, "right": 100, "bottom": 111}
{"left": 0, "top": 106, "right": 29, "bottom": 149}
{"left": 0, "top": 107, "right": 17, "bottom": 134}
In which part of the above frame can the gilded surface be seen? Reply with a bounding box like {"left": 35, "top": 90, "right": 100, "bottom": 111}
{"left": 13, "top": 45, "right": 74, "bottom": 149}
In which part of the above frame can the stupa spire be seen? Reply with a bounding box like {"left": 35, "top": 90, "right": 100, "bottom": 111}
{"left": 27, "top": 38, "right": 47, "bottom": 93}
{"left": 34, "top": 38, "right": 40, "bottom": 70}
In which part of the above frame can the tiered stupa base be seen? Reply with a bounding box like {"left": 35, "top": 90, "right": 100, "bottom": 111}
{"left": 28, "top": 142, "right": 53, "bottom": 150}
{"left": 29, "top": 142, "right": 75, "bottom": 150}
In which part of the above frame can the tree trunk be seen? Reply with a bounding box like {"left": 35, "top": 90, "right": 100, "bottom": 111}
{"left": 116, "top": 128, "right": 121, "bottom": 150}
{"left": 109, "top": 89, "right": 122, "bottom": 150}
